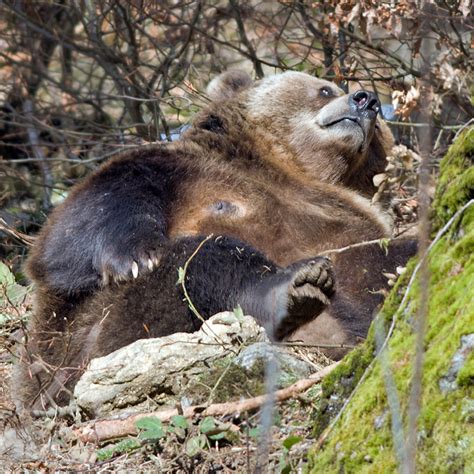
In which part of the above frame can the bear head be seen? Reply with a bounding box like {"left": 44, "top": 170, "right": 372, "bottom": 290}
{"left": 204, "top": 70, "right": 393, "bottom": 197}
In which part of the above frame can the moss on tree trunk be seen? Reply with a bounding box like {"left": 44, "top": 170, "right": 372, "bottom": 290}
{"left": 308, "top": 127, "right": 474, "bottom": 472}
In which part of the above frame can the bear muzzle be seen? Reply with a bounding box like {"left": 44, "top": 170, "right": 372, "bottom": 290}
{"left": 315, "top": 90, "right": 381, "bottom": 146}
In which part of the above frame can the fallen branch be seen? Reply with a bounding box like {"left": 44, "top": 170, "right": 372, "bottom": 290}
{"left": 0, "top": 218, "right": 36, "bottom": 246}
{"left": 75, "top": 361, "right": 339, "bottom": 444}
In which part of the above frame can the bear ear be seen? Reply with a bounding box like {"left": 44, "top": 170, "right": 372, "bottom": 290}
{"left": 206, "top": 70, "right": 253, "bottom": 102}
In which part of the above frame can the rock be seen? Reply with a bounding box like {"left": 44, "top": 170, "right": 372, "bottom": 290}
{"left": 234, "top": 342, "right": 313, "bottom": 381}
{"left": 75, "top": 312, "right": 265, "bottom": 416}
{"left": 373, "top": 410, "right": 388, "bottom": 430}
{"left": 74, "top": 312, "right": 315, "bottom": 418}
{"left": 439, "top": 333, "right": 474, "bottom": 393}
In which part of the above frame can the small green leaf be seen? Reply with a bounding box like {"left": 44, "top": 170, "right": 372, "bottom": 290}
{"left": 171, "top": 415, "right": 188, "bottom": 429}
{"left": 185, "top": 434, "right": 207, "bottom": 457}
{"left": 208, "top": 431, "right": 226, "bottom": 441}
{"left": 5, "top": 284, "right": 28, "bottom": 304}
{"left": 0, "top": 262, "right": 29, "bottom": 306}
{"left": 136, "top": 416, "right": 166, "bottom": 441}
{"left": 282, "top": 434, "right": 303, "bottom": 450}
{"left": 96, "top": 447, "right": 115, "bottom": 462}
{"left": 96, "top": 439, "right": 141, "bottom": 461}
{"left": 0, "top": 263, "right": 15, "bottom": 286}
{"left": 199, "top": 416, "right": 217, "bottom": 434}
{"left": 177, "top": 267, "right": 185, "bottom": 284}
{"left": 233, "top": 305, "right": 244, "bottom": 321}
{"left": 169, "top": 415, "right": 188, "bottom": 439}
{"left": 378, "top": 238, "right": 390, "bottom": 256}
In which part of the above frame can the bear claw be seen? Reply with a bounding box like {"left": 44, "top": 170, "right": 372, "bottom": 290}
{"left": 100, "top": 250, "right": 162, "bottom": 286}
{"left": 132, "top": 261, "right": 139, "bottom": 279}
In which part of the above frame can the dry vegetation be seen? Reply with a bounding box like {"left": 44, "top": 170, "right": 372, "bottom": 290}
{"left": 0, "top": 1, "right": 472, "bottom": 471}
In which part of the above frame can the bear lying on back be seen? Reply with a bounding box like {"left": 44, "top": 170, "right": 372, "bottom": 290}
{"left": 15, "top": 71, "right": 416, "bottom": 410}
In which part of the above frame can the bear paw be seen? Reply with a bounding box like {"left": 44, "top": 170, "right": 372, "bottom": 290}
{"left": 274, "top": 257, "right": 335, "bottom": 339}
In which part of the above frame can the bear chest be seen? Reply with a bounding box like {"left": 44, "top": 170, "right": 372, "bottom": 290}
{"left": 167, "top": 181, "right": 386, "bottom": 267}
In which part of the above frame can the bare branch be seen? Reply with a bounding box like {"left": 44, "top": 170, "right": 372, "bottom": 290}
{"left": 74, "top": 362, "right": 340, "bottom": 444}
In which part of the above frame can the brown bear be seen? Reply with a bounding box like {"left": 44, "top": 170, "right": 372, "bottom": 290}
{"left": 14, "top": 71, "right": 416, "bottom": 410}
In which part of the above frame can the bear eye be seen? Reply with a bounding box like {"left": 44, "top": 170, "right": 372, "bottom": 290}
{"left": 319, "top": 86, "right": 333, "bottom": 98}
{"left": 200, "top": 114, "right": 225, "bottom": 133}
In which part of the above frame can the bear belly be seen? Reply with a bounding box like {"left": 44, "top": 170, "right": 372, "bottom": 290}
{"left": 167, "top": 187, "right": 387, "bottom": 268}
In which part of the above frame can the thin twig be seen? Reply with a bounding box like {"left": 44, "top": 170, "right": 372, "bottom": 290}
{"left": 405, "top": 14, "right": 434, "bottom": 468}
{"left": 0, "top": 218, "right": 36, "bottom": 246}
{"left": 178, "top": 234, "right": 226, "bottom": 346}
{"left": 386, "top": 121, "right": 464, "bottom": 129}
{"left": 319, "top": 236, "right": 401, "bottom": 257}
{"left": 178, "top": 234, "right": 214, "bottom": 325}
{"left": 454, "top": 118, "right": 474, "bottom": 141}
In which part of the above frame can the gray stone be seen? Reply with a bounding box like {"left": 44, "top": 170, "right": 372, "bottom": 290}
{"left": 74, "top": 312, "right": 318, "bottom": 418}
{"left": 74, "top": 312, "right": 267, "bottom": 417}
{"left": 439, "top": 333, "right": 474, "bottom": 393}
{"left": 234, "top": 342, "right": 313, "bottom": 381}
{"left": 373, "top": 410, "right": 388, "bottom": 430}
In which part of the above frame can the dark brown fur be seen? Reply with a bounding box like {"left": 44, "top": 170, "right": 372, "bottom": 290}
{"left": 14, "top": 72, "right": 416, "bottom": 410}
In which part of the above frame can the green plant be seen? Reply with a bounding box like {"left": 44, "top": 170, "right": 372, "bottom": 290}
{"left": 136, "top": 417, "right": 166, "bottom": 442}
{"left": 96, "top": 439, "right": 142, "bottom": 461}
{"left": 279, "top": 435, "right": 304, "bottom": 474}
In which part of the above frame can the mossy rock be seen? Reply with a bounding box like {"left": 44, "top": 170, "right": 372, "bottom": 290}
{"left": 307, "top": 127, "right": 474, "bottom": 472}
{"left": 432, "top": 127, "right": 474, "bottom": 230}
{"left": 185, "top": 353, "right": 267, "bottom": 405}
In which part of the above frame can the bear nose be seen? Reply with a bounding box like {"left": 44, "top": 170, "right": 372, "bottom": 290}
{"left": 350, "top": 90, "right": 381, "bottom": 115}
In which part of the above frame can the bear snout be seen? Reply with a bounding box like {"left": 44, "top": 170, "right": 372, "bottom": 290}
{"left": 349, "top": 90, "right": 381, "bottom": 118}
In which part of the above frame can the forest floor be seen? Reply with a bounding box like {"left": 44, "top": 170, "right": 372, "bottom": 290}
{"left": 1, "top": 314, "right": 331, "bottom": 472}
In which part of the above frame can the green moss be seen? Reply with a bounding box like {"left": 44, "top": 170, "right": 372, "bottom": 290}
{"left": 312, "top": 262, "right": 414, "bottom": 438}
{"left": 307, "top": 127, "right": 474, "bottom": 472}
{"left": 432, "top": 127, "right": 474, "bottom": 231}
{"left": 186, "top": 355, "right": 266, "bottom": 404}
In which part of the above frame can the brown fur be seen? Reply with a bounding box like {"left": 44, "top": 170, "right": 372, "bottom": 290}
{"left": 14, "top": 71, "right": 416, "bottom": 410}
